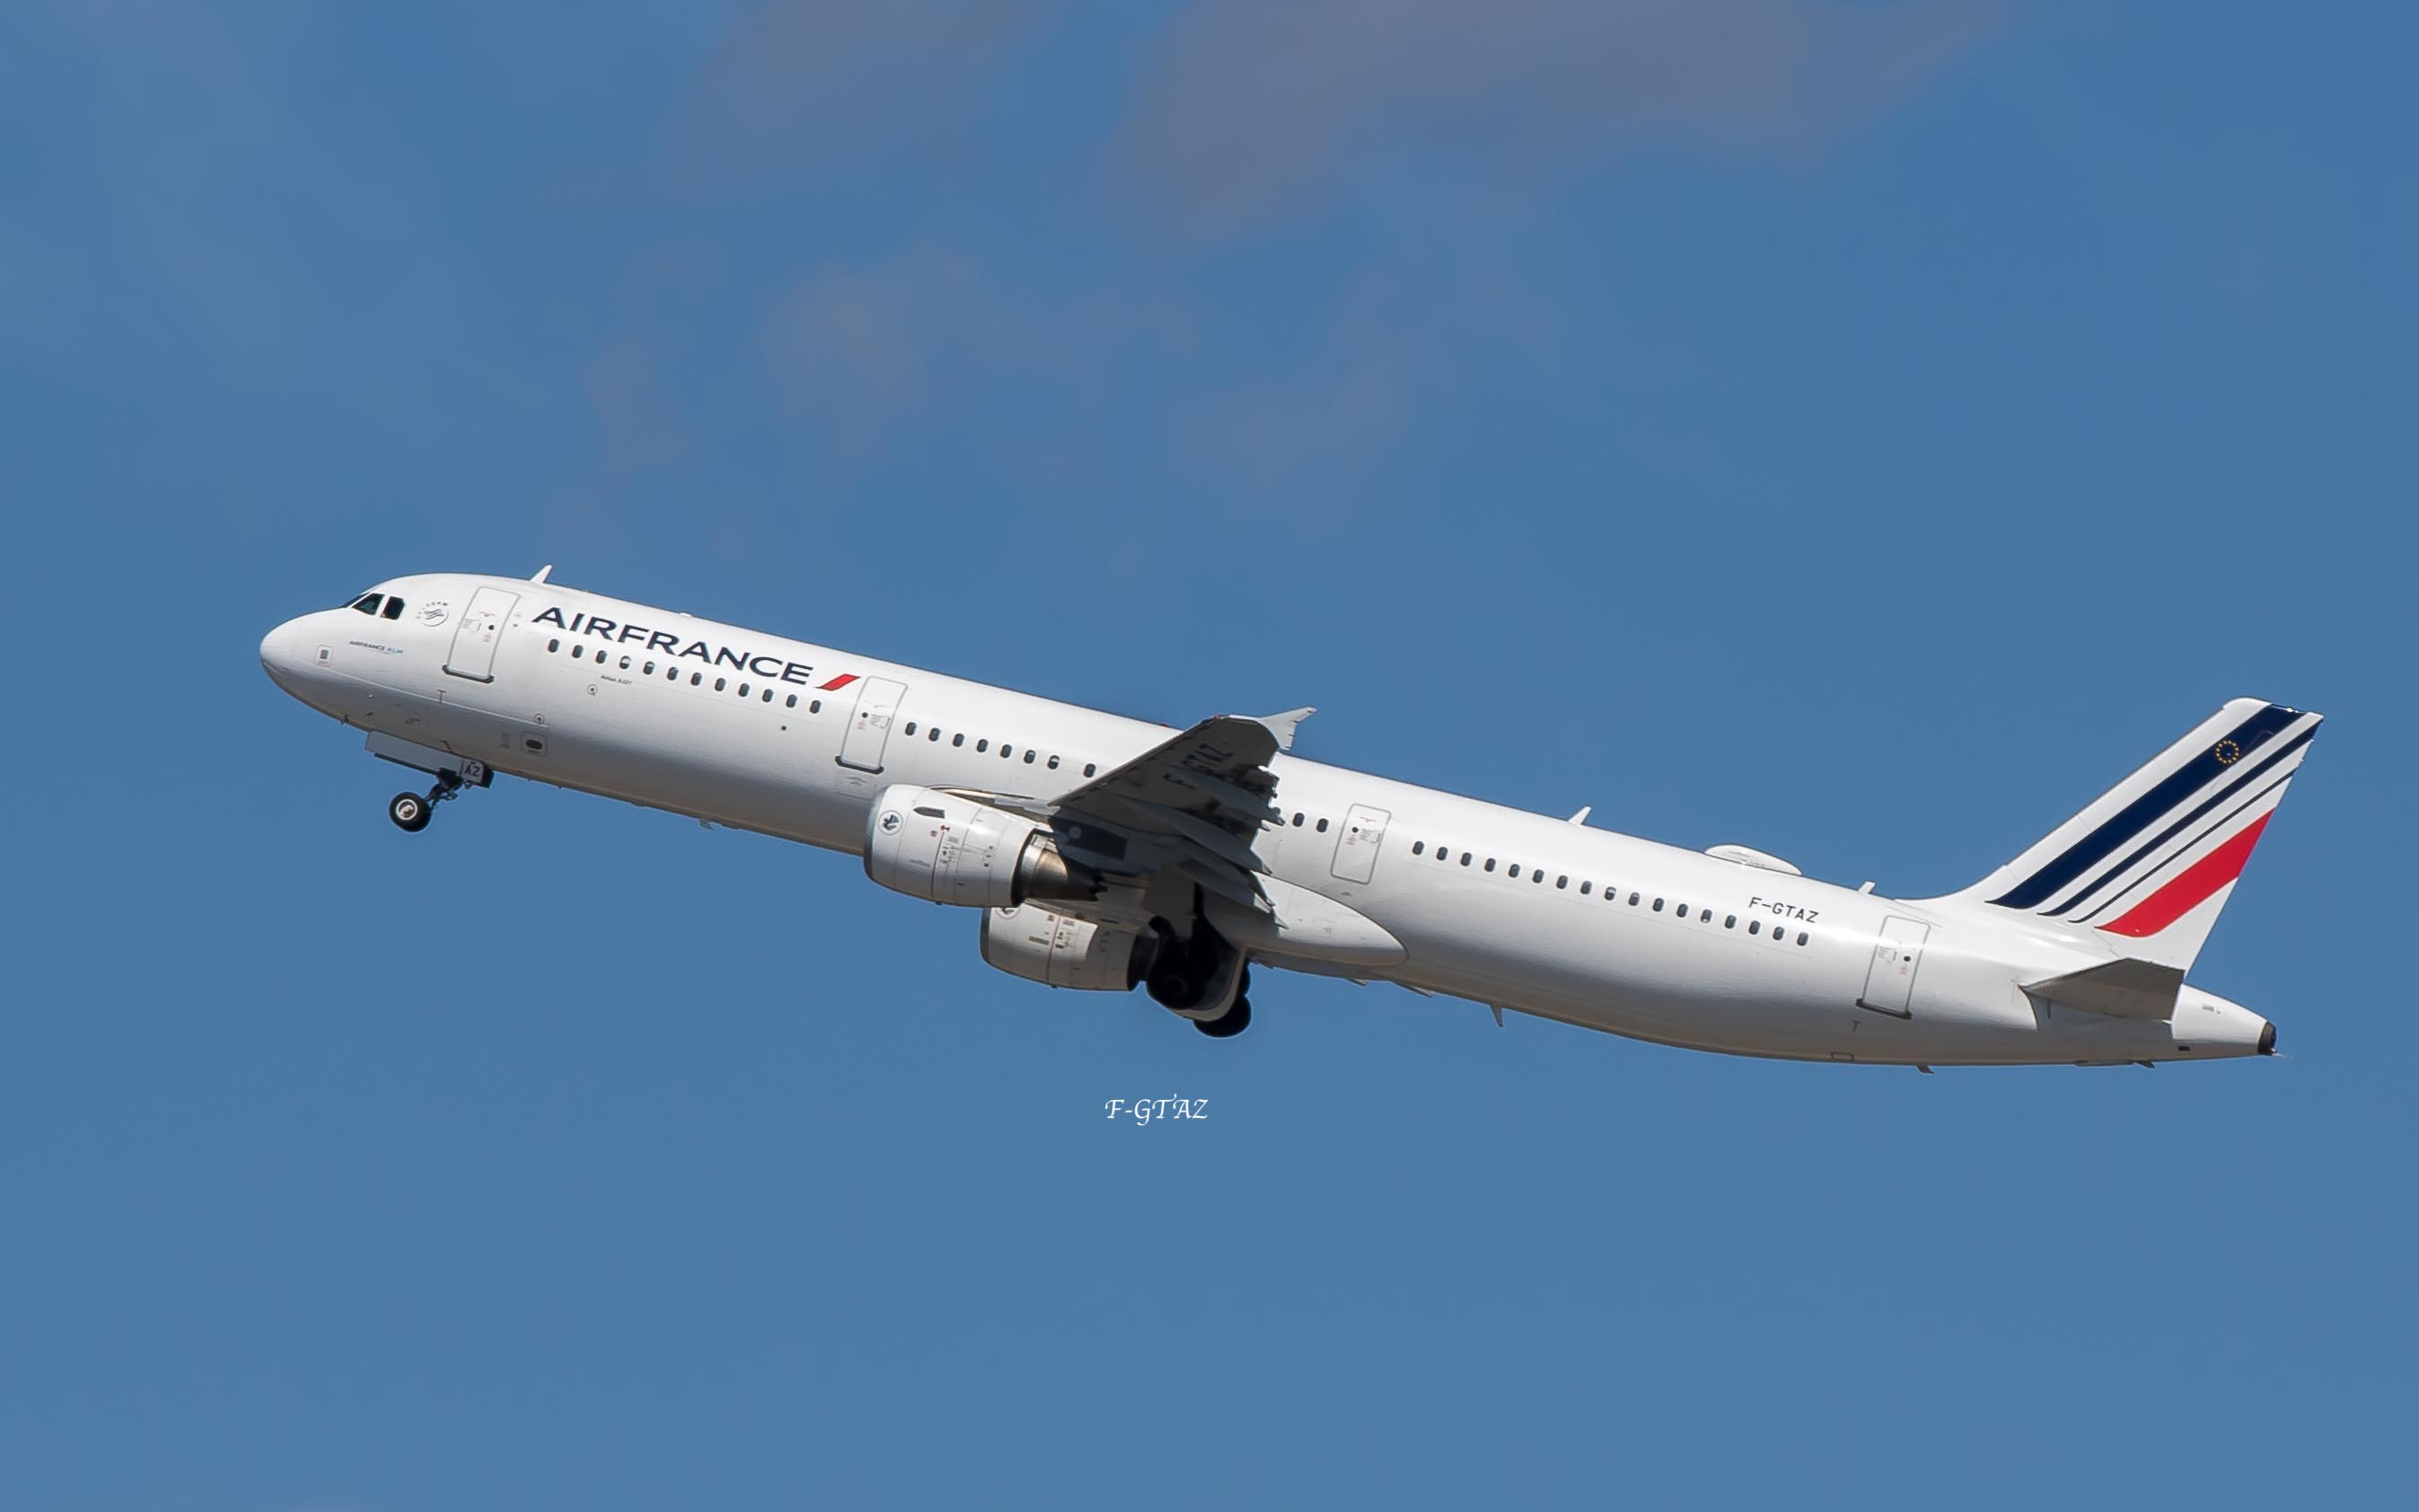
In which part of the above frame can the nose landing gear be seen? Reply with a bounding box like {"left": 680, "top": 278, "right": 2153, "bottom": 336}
{"left": 387, "top": 766, "right": 473, "bottom": 833}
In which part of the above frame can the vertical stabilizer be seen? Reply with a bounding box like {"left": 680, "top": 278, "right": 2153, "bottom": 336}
{"left": 1940, "top": 699, "right": 2321, "bottom": 971}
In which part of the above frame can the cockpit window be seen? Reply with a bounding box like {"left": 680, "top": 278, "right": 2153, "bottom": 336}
{"left": 350, "top": 593, "right": 383, "bottom": 616}
{"left": 382, "top": 598, "right": 404, "bottom": 620}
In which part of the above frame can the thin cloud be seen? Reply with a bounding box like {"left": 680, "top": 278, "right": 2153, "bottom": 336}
{"left": 1122, "top": 0, "right": 2001, "bottom": 227}
{"left": 761, "top": 243, "right": 992, "bottom": 439}
{"left": 665, "top": 0, "right": 1043, "bottom": 185}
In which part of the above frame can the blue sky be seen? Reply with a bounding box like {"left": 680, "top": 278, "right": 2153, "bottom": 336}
{"left": 4, "top": 3, "right": 2414, "bottom": 1508}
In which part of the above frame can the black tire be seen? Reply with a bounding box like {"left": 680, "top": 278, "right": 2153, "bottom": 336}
{"left": 389, "top": 792, "right": 432, "bottom": 833}
{"left": 1193, "top": 996, "right": 1251, "bottom": 1038}
{"left": 1148, "top": 962, "right": 1200, "bottom": 1010}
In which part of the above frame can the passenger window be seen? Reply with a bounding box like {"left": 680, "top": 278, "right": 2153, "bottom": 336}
{"left": 1025, "top": 750, "right": 1036, "bottom": 763}
{"left": 1460, "top": 853, "right": 1473, "bottom": 866}
{"left": 1628, "top": 892, "right": 1640, "bottom": 906}
{"left": 904, "top": 722, "right": 917, "bottom": 736}
{"left": 1047, "top": 755, "right": 1060, "bottom": 769}
{"left": 595, "top": 648, "right": 608, "bottom": 663}
{"left": 1725, "top": 915, "right": 1737, "bottom": 928}
{"left": 715, "top": 678, "right": 727, "bottom": 691}
{"left": 954, "top": 734, "right": 966, "bottom": 747}
{"left": 620, "top": 656, "right": 632, "bottom": 670}
{"left": 977, "top": 740, "right": 990, "bottom": 753}
{"left": 1084, "top": 763, "right": 1097, "bottom": 777}
{"left": 548, "top": 638, "right": 560, "bottom": 653}
{"left": 1412, "top": 842, "right": 1425, "bottom": 856}
{"left": 810, "top": 700, "right": 822, "bottom": 714}
{"left": 383, "top": 599, "right": 404, "bottom": 620}
{"left": 1001, "top": 745, "right": 1013, "bottom": 759}
{"left": 574, "top": 645, "right": 586, "bottom": 657}
{"left": 1797, "top": 932, "right": 1809, "bottom": 946}
{"left": 930, "top": 728, "right": 943, "bottom": 741}
{"left": 1316, "top": 818, "right": 1329, "bottom": 833}
{"left": 1557, "top": 875, "right": 1569, "bottom": 889}
{"left": 1292, "top": 813, "right": 1304, "bottom": 827}
{"left": 1483, "top": 858, "right": 1496, "bottom": 872}
{"left": 738, "top": 683, "right": 750, "bottom": 697}
{"left": 1509, "top": 865, "right": 1521, "bottom": 880}
{"left": 691, "top": 672, "right": 702, "bottom": 686}
{"left": 643, "top": 661, "right": 655, "bottom": 674}
{"left": 762, "top": 690, "right": 774, "bottom": 703}
{"left": 1579, "top": 882, "right": 1591, "bottom": 895}
{"left": 1701, "top": 909, "right": 1711, "bottom": 923}
{"left": 787, "top": 695, "right": 797, "bottom": 708}
{"left": 1749, "top": 920, "right": 1762, "bottom": 935}
{"left": 1652, "top": 898, "right": 1664, "bottom": 911}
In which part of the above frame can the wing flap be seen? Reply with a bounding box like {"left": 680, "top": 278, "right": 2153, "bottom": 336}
{"left": 946, "top": 708, "right": 1309, "bottom": 912}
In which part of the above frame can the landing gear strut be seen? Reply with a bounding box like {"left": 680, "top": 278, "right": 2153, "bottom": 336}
{"left": 1146, "top": 910, "right": 1253, "bottom": 1038}
{"left": 388, "top": 769, "right": 466, "bottom": 834}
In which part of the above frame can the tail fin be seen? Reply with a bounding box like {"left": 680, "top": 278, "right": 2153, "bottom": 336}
{"left": 1943, "top": 698, "right": 2322, "bottom": 970}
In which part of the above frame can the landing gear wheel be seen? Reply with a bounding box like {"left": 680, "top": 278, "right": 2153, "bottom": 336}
{"left": 1148, "top": 963, "right": 1201, "bottom": 1010}
{"left": 389, "top": 792, "right": 432, "bottom": 832}
{"left": 1194, "top": 997, "right": 1251, "bottom": 1038}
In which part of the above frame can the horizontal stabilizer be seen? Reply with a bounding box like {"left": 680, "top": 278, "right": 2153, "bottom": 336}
{"left": 2024, "top": 958, "right": 2186, "bottom": 1021}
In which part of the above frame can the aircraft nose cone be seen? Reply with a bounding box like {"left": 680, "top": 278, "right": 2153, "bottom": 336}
{"left": 259, "top": 618, "right": 307, "bottom": 694}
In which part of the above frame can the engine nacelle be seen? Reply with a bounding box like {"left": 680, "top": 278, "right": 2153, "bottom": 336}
{"left": 980, "top": 905, "right": 1153, "bottom": 992}
{"left": 864, "top": 786, "right": 1099, "bottom": 909}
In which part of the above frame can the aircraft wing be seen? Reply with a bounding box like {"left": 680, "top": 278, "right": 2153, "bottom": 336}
{"left": 946, "top": 708, "right": 1312, "bottom": 912}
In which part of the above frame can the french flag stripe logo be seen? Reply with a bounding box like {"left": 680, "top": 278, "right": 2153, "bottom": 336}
{"left": 1987, "top": 703, "right": 2301, "bottom": 910}
{"left": 2098, "top": 813, "right": 2273, "bottom": 938}
{"left": 2046, "top": 725, "right": 2316, "bottom": 919}
{"left": 1953, "top": 697, "right": 2323, "bottom": 967}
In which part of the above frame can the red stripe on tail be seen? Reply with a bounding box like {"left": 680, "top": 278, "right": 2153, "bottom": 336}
{"left": 2098, "top": 813, "right": 2273, "bottom": 939}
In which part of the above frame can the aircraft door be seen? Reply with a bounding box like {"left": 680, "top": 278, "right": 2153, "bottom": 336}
{"left": 444, "top": 587, "right": 520, "bottom": 683}
{"left": 838, "top": 676, "right": 908, "bottom": 772}
{"left": 1331, "top": 804, "right": 1392, "bottom": 884}
{"left": 1857, "top": 916, "right": 1931, "bottom": 1017}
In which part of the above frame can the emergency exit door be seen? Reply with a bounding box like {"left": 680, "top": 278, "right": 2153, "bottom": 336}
{"left": 444, "top": 587, "right": 519, "bottom": 683}
{"left": 837, "top": 677, "right": 907, "bottom": 772}
{"left": 1857, "top": 916, "right": 1931, "bottom": 1018}
{"left": 1331, "top": 804, "right": 1392, "bottom": 884}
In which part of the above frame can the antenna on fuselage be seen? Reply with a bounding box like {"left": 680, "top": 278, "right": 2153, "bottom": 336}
{"left": 530, "top": 564, "right": 554, "bottom": 584}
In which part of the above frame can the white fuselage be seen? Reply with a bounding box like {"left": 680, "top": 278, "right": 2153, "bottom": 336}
{"left": 259, "top": 574, "right": 2274, "bottom": 1067}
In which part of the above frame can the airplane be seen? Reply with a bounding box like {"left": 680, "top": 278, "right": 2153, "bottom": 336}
{"left": 259, "top": 567, "right": 2318, "bottom": 1068}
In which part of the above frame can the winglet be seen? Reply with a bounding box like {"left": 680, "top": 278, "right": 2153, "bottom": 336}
{"left": 1253, "top": 707, "right": 1315, "bottom": 752}
{"left": 1567, "top": 805, "right": 1592, "bottom": 826}
{"left": 531, "top": 564, "right": 554, "bottom": 584}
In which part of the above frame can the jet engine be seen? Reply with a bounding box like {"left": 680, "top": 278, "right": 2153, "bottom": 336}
{"left": 980, "top": 904, "right": 1154, "bottom": 991}
{"left": 864, "top": 786, "right": 1100, "bottom": 909}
